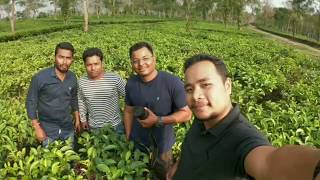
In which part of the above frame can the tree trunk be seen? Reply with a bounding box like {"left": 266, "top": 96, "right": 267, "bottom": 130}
{"left": 185, "top": 5, "right": 191, "bottom": 32}
{"left": 112, "top": 0, "right": 116, "bottom": 16}
{"left": 94, "top": 0, "right": 100, "bottom": 19}
{"left": 223, "top": 10, "right": 228, "bottom": 28}
{"left": 237, "top": 14, "right": 241, "bottom": 30}
{"left": 53, "top": 1, "right": 57, "bottom": 20}
{"left": 10, "top": 0, "right": 16, "bottom": 33}
{"left": 83, "top": 0, "right": 89, "bottom": 32}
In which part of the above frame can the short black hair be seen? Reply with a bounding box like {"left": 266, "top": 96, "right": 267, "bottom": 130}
{"left": 184, "top": 54, "right": 228, "bottom": 81}
{"left": 129, "top": 41, "right": 154, "bottom": 59}
{"left": 55, "top": 42, "right": 75, "bottom": 56}
{"left": 82, "top": 48, "right": 104, "bottom": 63}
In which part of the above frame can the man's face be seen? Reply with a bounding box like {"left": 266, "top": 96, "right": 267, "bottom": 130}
{"left": 85, "top": 55, "right": 104, "bottom": 80}
{"left": 55, "top": 48, "right": 73, "bottom": 73}
{"left": 184, "top": 61, "right": 232, "bottom": 121}
{"left": 131, "top": 47, "right": 156, "bottom": 77}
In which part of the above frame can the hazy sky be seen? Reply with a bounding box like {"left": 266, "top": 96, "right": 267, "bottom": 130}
{"left": 270, "top": 0, "right": 288, "bottom": 7}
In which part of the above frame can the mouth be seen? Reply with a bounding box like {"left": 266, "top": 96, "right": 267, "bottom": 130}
{"left": 60, "top": 64, "right": 68, "bottom": 69}
{"left": 89, "top": 71, "right": 99, "bottom": 77}
{"left": 137, "top": 68, "right": 147, "bottom": 73}
{"left": 192, "top": 102, "right": 209, "bottom": 112}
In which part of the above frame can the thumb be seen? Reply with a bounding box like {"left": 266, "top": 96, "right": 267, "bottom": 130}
{"left": 144, "top": 107, "right": 151, "bottom": 112}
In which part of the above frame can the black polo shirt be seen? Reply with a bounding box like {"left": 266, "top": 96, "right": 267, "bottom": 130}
{"left": 26, "top": 66, "right": 78, "bottom": 130}
{"left": 173, "top": 105, "right": 270, "bottom": 180}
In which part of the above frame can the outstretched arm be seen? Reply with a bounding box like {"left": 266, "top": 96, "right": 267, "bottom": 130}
{"left": 245, "top": 145, "right": 320, "bottom": 180}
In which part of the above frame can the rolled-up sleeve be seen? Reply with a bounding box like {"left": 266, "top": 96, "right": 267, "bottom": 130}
{"left": 26, "top": 76, "right": 39, "bottom": 120}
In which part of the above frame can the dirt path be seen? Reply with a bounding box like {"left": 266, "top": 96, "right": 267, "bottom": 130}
{"left": 248, "top": 26, "right": 320, "bottom": 57}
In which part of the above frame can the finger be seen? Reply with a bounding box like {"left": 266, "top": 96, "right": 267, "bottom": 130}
{"left": 144, "top": 107, "right": 152, "bottom": 113}
{"left": 138, "top": 121, "right": 147, "bottom": 127}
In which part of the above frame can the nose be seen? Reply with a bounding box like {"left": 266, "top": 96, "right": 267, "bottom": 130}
{"left": 138, "top": 60, "right": 144, "bottom": 66}
{"left": 192, "top": 86, "right": 204, "bottom": 101}
{"left": 62, "top": 57, "right": 67, "bottom": 64}
{"left": 91, "top": 65, "right": 96, "bottom": 71}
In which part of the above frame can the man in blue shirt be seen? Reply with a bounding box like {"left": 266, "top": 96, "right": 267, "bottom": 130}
{"left": 26, "top": 42, "right": 80, "bottom": 147}
{"left": 124, "top": 41, "right": 192, "bottom": 178}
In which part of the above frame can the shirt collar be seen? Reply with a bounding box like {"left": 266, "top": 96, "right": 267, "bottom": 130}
{"left": 199, "top": 104, "right": 240, "bottom": 137}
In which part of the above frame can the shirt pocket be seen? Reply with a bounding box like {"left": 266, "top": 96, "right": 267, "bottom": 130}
{"left": 40, "top": 81, "right": 60, "bottom": 101}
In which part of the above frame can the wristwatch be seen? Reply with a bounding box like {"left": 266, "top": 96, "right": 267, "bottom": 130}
{"left": 157, "top": 116, "right": 164, "bottom": 127}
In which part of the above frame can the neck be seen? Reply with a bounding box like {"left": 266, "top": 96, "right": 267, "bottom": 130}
{"left": 203, "top": 103, "right": 233, "bottom": 130}
{"left": 55, "top": 67, "right": 66, "bottom": 81}
{"left": 141, "top": 70, "right": 158, "bottom": 82}
{"left": 89, "top": 71, "right": 105, "bottom": 80}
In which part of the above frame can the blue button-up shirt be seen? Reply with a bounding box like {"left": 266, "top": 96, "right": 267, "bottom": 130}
{"left": 26, "top": 67, "right": 78, "bottom": 135}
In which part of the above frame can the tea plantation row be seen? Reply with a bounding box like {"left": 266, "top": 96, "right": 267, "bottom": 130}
{"left": 0, "top": 20, "right": 319, "bottom": 179}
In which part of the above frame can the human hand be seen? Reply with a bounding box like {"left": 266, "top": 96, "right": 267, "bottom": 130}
{"left": 81, "top": 121, "right": 90, "bottom": 130}
{"left": 138, "top": 107, "right": 158, "bottom": 128}
{"left": 74, "top": 119, "right": 81, "bottom": 134}
{"left": 33, "top": 124, "right": 47, "bottom": 142}
{"left": 166, "top": 161, "right": 179, "bottom": 180}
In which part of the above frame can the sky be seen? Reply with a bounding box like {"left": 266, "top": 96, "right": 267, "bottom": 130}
{"left": 270, "top": 0, "right": 288, "bottom": 7}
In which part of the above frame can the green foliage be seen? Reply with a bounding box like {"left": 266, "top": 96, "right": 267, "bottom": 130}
{"left": 0, "top": 19, "right": 319, "bottom": 178}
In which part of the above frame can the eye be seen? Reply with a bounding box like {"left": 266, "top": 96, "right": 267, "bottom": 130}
{"left": 201, "top": 83, "right": 212, "bottom": 88}
{"left": 185, "top": 87, "right": 193, "bottom": 93}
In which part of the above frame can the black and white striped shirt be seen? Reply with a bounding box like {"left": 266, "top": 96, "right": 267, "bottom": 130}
{"left": 78, "top": 72, "right": 126, "bottom": 129}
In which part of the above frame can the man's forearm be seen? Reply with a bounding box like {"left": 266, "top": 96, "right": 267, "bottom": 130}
{"left": 167, "top": 160, "right": 180, "bottom": 180}
{"left": 124, "top": 106, "right": 133, "bottom": 139}
{"left": 266, "top": 145, "right": 320, "bottom": 180}
{"left": 162, "top": 106, "right": 192, "bottom": 125}
{"left": 73, "top": 111, "right": 80, "bottom": 123}
{"left": 314, "top": 160, "right": 320, "bottom": 180}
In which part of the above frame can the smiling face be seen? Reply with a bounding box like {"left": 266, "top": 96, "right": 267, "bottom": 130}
{"left": 184, "top": 61, "right": 232, "bottom": 128}
{"left": 131, "top": 47, "right": 157, "bottom": 80}
{"left": 85, "top": 55, "right": 104, "bottom": 80}
{"left": 54, "top": 48, "right": 73, "bottom": 73}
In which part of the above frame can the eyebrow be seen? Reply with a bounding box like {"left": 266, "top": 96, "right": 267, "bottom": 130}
{"left": 184, "top": 77, "right": 210, "bottom": 88}
{"left": 133, "top": 55, "right": 152, "bottom": 59}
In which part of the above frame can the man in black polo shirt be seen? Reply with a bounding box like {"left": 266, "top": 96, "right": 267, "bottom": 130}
{"left": 169, "top": 54, "right": 320, "bottom": 180}
{"left": 26, "top": 42, "right": 81, "bottom": 147}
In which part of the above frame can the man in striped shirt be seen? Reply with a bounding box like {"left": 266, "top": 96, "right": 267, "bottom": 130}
{"left": 78, "top": 48, "right": 126, "bottom": 132}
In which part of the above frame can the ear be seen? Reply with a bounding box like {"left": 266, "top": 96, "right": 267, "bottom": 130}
{"left": 225, "top": 77, "right": 232, "bottom": 95}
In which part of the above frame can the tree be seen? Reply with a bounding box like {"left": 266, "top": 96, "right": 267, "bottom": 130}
{"left": 49, "top": 0, "right": 58, "bottom": 19}
{"left": 287, "top": 0, "right": 314, "bottom": 38}
{"left": 102, "top": 0, "right": 124, "bottom": 16}
{"left": 10, "top": 0, "right": 15, "bottom": 33}
{"left": 83, "top": 0, "right": 88, "bottom": 32}
{"left": 57, "top": 0, "right": 73, "bottom": 24}
{"left": 315, "top": 0, "right": 320, "bottom": 41}
{"left": 92, "top": 0, "right": 103, "bottom": 18}
{"left": 0, "top": 0, "right": 15, "bottom": 33}
{"left": 182, "top": 0, "right": 196, "bottom": 32}
{"left": 18, "top": 0, "right": 45, "bottom": 18}
{"left": 0, "top": 0, "right": 10, "bottom": 19}
{"left": 194, "top": 0, "right": 214, "bottom": 20}
{"left": 216, "top": 0, "right": 233, "bottom": 27}
{"left": 258, "top": 0, "right": 275, "bottom": 26}
{"left": 273, "top": 7, "right": 291, "bottom": 31}
{"left": 231, "top": 0, "right": 259, "bottom": 30}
